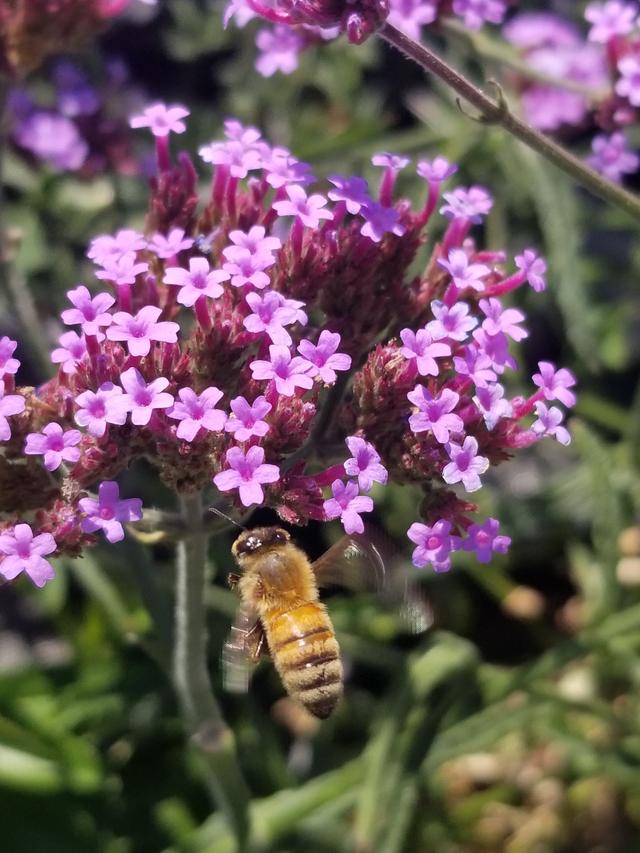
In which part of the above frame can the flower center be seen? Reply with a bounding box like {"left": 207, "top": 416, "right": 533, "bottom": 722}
{"left": 135, "top": 390, "right": 152, "bottom": 407}
{"left": 426, "top": 535, "right": 441, "bottom": 550}
{"left": 16, "top": 543, "right": 31, "bottom": 558}
{"left": 89, "top": 400, "right": 106, "bottom": 417}
{"left": 99, "top": 507, "right": 115, "bottom": 520}
{"left": 48, "top": 435, "right": 64, "bottom": 451}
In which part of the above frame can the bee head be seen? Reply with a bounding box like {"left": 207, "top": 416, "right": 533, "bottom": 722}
{"left": 232, "top": 527, "right": 291, "bottom": 563}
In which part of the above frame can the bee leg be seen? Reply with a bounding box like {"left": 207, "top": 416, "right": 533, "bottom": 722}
{"left": 246, "top": 621, "right": 268, "bottom": 660}
{"left": 227, "top": 572, "right": 241, "bottom": 589}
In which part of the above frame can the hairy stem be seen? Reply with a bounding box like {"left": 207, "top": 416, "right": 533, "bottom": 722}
{"left": 174, "top": 492, "right": 251, "bottom": 848}
{"left": 378, "top": 23, "right": 640, "bottom": 223}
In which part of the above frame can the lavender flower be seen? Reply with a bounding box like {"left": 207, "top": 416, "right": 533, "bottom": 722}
{"left": 250, "top": 345, "right": 314, "bottom": 396}
{"left": 225, "top": 396, "right": 272, "bottom": 441}
{"left": 119, "top": 368, "right": 174, "bottom": 426}
{"left": 323, "top": 480, "right": 373, "bottom": 534}
{"left": 79, "top": 481, "right": 143, "bottom": 543}
{"left": 442, "top": 436, "right": 489, "bottom": 492}
{"left": 106, "top": 307, "right": 180, "bottom": 356}
{"left": 168, "top": 387, "right": 227, "bottom": 441}
{"left": 214, "top": 446, "right": 280, "bottom": 506}
{"left": 407, "top": 386, "right": 464, "bottom": 442}
{"left": 531, "top": 402, "right": 571, "bottom": 445}
{"left": 461, "top": 518, "right": 511, "bottom": 563}
{"left": 0, "top": 381, "right": 25, "bottom": 441}
{"left": 130, "top": 103, "right": 190, "bottom": 136}
{"left": 74, "top": 383, "right": 128, "bottom": 437}
{"left": 164, "top": 259, "right": 230, "bottom": 305}
{"left": 407, "top": 520, "right": 454, "bottom": 571}
{"left": 24, "top": 423, "right": 82, "bottom": 471}
{"left": 297, "top": 332, "right": 352, "bottom": 384}
{"left": 0, "top": 524, "right": 57, "bottom": 588}
{"left": 343, "top": 436, "right": 388, "bottom": 491}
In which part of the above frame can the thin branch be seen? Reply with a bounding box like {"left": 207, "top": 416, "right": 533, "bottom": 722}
{"left": 378, "top": 22, "right": 640, "bottom": 224}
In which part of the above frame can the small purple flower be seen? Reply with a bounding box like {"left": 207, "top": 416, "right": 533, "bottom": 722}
{"left": 400, "top": 328, "right": 451, "bottom": 376}
{"left": 95, "top": 253, "right": 149, "bottom": 286}
{"left": 454, "top": 345, "right": 497, "bottom": 388}
{"left": 255, "top": 25, "right": 305, "bottom": 76}
{"left": 323, "top": 479, "right": 374, "bottom": 535}
{"left": 74, "top": 383, "right": 127, "bottom": 437}
{"left": 388, "top": 0, "right": 438, "bottom": 40}
{"left": 228, "top": 225, "right": 281, "bottom": 256}
{"left": 88, "top": 230, "right": 146, "bottom": 265}
{"left": 442, "top": 436, "right": 489, "bottom": 492}
{"left": 473, "top": 328, "right": 516, "bottom": 374}
{"left": 106, "top": 306, "right": 180, "bottom": 356}
{"left": 587, "top": 132, "right": 640, "bottom": 183}
{"left": 244, "top": 290, "right": 306, "bottom": 345}
{"left": 616, "top": 54, "right": 640, "bottom": 107}
{"left": 479, "top": 298, "right": 527, "bottom": 341}
{"left": 225, "top": 395, "right": 272, "bottom": 441}
{"left": 130, "top": 102, "right": 190, "bottom": 137}
{"left": 344, "top": 436, "right": 388, "bottom": 491}
{"left": 416, "top": 157, "right": 458, "bottom": 183}
{"left": 51, "top": 331, "right": 94, "bottom": 375}
{"left": 0, "top": 381, "right": 25, "bottom": 441}
{"left": 585, "top": 1, "right": 637, "bottom": 42}
{"left": 222, "top": 245, "right": 275, "bottom": 289}
{"left": 273, "top": 185, "right": 333, "bottom": 228}
{"left": 0, "top": 337, "right": 20, "bottom": 376}
{"left": 327, "top": 175, "right": 372, "bottom": 214}
{"left": 407, "top": 520, "right": 454, "bottom": 571}
{"left": 25, "top": 422, "right": 82, "bottom": 471}
{"left": 163, "top": 258, "right": 230, "bottom": 306}
{"left": 407, "top": 386, "right": 464, "bottom": 442}
{"left": 199, "top": 139, "right": 264, "bottom": 179}
{"left": 79, "top": 481, "right": 143, "bottom": 543}
{"left": 532, "top": 362, "right": 577, "bottom": 408}
{"left": 250, "top": 345, "right": 314, "bottom": 396}
{"left": 461, "top": 518, "right": 511, "bottom": 563}
{"left": 213, "top": 445, "right": 280, "bottom": 506}
{"left": 531, "top": 402, "right": 571, "bottom": 445}
{"left": 297, "top": 331, "right": 352, "bottom": 384}
{"left": 514, "top": 249, "right": 547, "bottom": 292}
{"left": 168, "top": 387, "right": 227, "bottom": 441}
{"left": 263, "top": 147, "right": 315, "bottom": 188}
{"left": 452, "top": 0, "right": 507, "bottom": 29}
{"left": 360, "top": 203, "right": 406, "bottom": 242}
{"left": 427, "top": 300, "right": 477, "bottom": 342}
{"left": 473, "top": 382, "right": 512, "bottom": 430}
{"left": 61, "top": 285, "right": 115, "bottom": 335}
{"left": 371, "top": 152, "right": 410, "bottom": 171}
{"left": 148, "top": 228, "right": 195, "bottom": 259}
{"left": 438, "top": 248, "right": 490, "bottom": 291}
{"left": 0, "top": 524, "right": 57, "bottom": 588}
{"left": 119, "top": 368, "right": 174, "bottom": 426}
{"left": 14, "top": 111, "right": 88, "bottom": 171}
{"left": 440, "top": 186, "right": 493, "bottom": 222}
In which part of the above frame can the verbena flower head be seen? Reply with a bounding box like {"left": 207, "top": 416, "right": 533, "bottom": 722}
{"left": 0, "top": 109, "right": 574, "bottom": 586}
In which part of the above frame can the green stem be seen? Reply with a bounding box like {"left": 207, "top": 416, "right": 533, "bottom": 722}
{"left": 378, "top": 23, "right": 640, "bottom": 224}
{"left": 174, "top": 492, "right": 251, "bottom": 849}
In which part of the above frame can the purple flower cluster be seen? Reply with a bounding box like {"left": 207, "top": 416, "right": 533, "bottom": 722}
{"left": 0, "top": 106, "right": 574, "bottom": 586}
{"left": 503, "top": 5, "right": 640, "bottom": 182}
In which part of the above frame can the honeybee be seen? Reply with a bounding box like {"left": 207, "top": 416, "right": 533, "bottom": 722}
{"left": 222, "top": 525, "right": 430, "bottom": 720}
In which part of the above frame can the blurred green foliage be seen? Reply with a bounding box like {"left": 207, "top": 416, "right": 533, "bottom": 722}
{"left": 2, "top": 1, "right": 640, "bottom": 851}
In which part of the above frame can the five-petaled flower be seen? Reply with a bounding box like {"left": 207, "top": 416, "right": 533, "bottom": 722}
{"left": 250, "top": 345, "right": 314, "bottom": 396}
{"left": 533, "top": 362, "right": 577, "bottom": 408}
{"left": 442, "top": 436, "right": 489, "bottom": 492}
{"left": 531, "top": 402, "right": 571, "bottom": 445}
{"left": 400, "top": 328, "right": 451, "bottom": 376}
{"left": 272, "top": 185, "right": 333, "bottom": 228}
{"left": 407, "top": 520, "right": 454, "bottom": 571}
{"left": 0, "top": 524, "right": 57, "bottom": 588}
{"left": 213, "top": 446, "right": 280, "bottom": 506}
{"left": 461, "top": 518, "right": 511, "bottom": 563}
{"left": 168, "top": 387, "right": 227, "bottom": 441}
{"left": 130, "top": 103, "right": 190, "bottom": 137}
{"left": 107, "top": 306, "right": 180, "bottom": 356}
{"left": 61, "top": 285, "right": 115, "bottom": 335}
{"left": 297, "top": 331, "right": 352, "bottom": 384}
{"left": 407, "top": 386, "right": 464, "bottom": 443}
{"left": 323, "top": 479, "right": 374, "bottom": 534}
{"left": 79, "top": 481, "right": 143, "bottom": 543}
{"left": 24, "top": 423, "right": 82, "bottom": 471}
{"left": 74, "top": 383, "right": 127, "bottom": 437}
{"left": 344, "top": 437, "right": 388, "bottom": 492}
{"left": 164, "top": 258, "right": 230, "bottom": 306}
{"left": 119, "top": 368, "right": 174, "bottom": 426}
{"left": 225, "top": 396, "right": 272, "bottom": 441}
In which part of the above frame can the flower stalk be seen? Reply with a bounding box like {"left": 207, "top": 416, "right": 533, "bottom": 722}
{"left": 173, "top": 491, "right": 251, "bottom": 848}
{"left": 378, "top": 22, "right": 640, "bottom": 224}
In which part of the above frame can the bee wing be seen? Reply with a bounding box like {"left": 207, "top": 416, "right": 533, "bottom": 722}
{"left": 222, "top": 604, "right": 265, "bottom": 694}
{"left": 311, "top": 529, "right": 433, "bottom": 635}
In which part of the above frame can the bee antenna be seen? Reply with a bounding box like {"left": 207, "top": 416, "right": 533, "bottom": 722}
{"left": 208, "top": 506, "right": 247, "bottom": 530}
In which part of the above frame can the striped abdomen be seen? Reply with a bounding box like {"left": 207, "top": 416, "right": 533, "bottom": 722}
{"left": 265, "top": 601, "right": 343, "bottom": 719}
